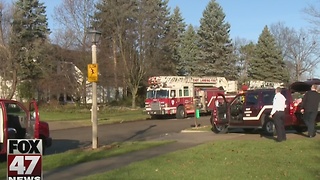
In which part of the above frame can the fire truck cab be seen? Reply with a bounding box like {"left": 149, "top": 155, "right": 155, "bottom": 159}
{"left": 145, "top": 76, "right": 237, "bottom": 119}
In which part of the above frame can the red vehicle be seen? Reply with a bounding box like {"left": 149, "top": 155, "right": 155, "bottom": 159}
{"left": 210, "top": 80, "right": 320, "bottom": 135}
{"left": 0, "top": 99, "right": 52, "bottom": 155}
{"left": 144, "top": 76, "right": 238, "bottom": 119}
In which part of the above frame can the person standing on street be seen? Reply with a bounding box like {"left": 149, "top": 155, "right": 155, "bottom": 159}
{"left": 270, "top": 87, "right": 287, "bottom": 142}
{"left": 300, "top": 84, "right": 320, "bottom": 138}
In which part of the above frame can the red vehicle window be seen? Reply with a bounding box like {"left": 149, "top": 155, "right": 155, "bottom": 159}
{"left": 246, "top": 92, "right": 259, "bottom": 106}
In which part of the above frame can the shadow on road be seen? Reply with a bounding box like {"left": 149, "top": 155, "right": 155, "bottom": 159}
{"left": 45, "top": 139, "right": 84, "bottom": 155}
{"left": 1, "top": 139, "right": 84, "bottom": 160}
{"left": 123, "top": 125, "right": 157, "bottom": 142}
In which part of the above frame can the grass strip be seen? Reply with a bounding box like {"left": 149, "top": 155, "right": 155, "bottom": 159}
{"left": 81, "top": 138, "right": 320, "bottom": 180}
{"left": 40, "top": 109, "right": 149, "bottom": 122}
{"left": 0, "top": 140, "right": 173, "bottom": 179}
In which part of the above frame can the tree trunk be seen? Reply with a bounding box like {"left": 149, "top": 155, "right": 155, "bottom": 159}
{"left": 123, "top": 77, "right": 127, "bottom": 99}
{"left": 112, "top": 38, "right": 119, "bottom": 101}
{"left": 81, "top": 79, "right": 87, "bottom": 106}
{"left": 7, "top": 69, "right": 18, "bottom": 100}
{"left": 131, "top": 86, "right": 138, "bottom": 108}
{"left": 295, "top": 62, "right": 300, "bottom": 81}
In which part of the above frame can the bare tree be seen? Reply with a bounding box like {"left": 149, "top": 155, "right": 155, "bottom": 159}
{"left": 52, "top": 0, "right": 96, "bottom": 104}
{"left": 270, "top": 22, "right": 320, "bottom": 81}
{"left": 95, "top": 0, "right": 172, "bottom": 108}
{"left": 95, "top": 0, "right": 133, "bottom": 102}
{"left": 304, "top": 2, "right": 320, "bottom": 35}
{"left": 0, "top": 1, "right": 17, "bottom": 99}
{"left": 233, "top": 37, "right": 252, "bottom": 84}
{"left": 269, "top": 22, "right": 294, "bottom": 58}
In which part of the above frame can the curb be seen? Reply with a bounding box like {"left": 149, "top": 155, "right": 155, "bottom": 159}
{"left": 181, "top": 130, "right": 209, "bottom": 133}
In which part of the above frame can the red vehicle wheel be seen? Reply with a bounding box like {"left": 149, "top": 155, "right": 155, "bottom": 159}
{"left": 212, "top": 123, "right": 228, "bottom": 134}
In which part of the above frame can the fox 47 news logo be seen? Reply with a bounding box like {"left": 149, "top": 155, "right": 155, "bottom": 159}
{"left": 7, "top": 139, "right": 42, "bottom": 180}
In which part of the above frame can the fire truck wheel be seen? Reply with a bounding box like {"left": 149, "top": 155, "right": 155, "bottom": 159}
{"left": 212, "top": 124, "right": 228, "bottom": 134}
{"left": 263, "top": 118, "right": 275, "bottom": 136}
{"left": 176, "top": 106, "right": 185, "bottom": 119}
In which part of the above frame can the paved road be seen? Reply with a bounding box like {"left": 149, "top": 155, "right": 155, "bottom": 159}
{"left": 46, "top": 116, "right": 212, "bottom": 155}
{"left": 45, "top": 115, "right": 313, "bottom": 155}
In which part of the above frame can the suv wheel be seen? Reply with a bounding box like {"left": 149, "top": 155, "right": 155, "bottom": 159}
{"left": 212, "top": 123, "right": 228, "bottom": 134}
{"left": 263, "top": 118, "right": 275, "bottom": 136}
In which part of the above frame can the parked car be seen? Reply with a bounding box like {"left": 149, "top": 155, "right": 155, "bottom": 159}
{"left": 210, "top": 80, "right": 320, "bottom": 135}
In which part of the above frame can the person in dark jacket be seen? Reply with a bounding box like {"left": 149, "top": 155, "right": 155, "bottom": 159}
{"left": 301, "top": 84, "right": 320, "bottom": 138}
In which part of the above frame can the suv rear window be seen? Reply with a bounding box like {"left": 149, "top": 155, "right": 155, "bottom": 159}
{"left": 262, "top": 91, "right": 274, "bottom": 105}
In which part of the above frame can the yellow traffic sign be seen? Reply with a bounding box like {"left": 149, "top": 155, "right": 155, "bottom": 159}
{"left": 88, "top": 64, "right": 98, "bottom": 82}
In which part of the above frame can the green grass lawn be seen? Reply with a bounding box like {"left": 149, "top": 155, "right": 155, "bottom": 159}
{"left": 0, "top": 141, "right": 173, "bottom": 180}
{"left": 81, "top": 138, "right": 320, "bottom": 180}
{"left": 39, "top": 108, "right": 149, "bottom": 123}
{"left": 2, "top": 138, "right": 320, "bottom": 180}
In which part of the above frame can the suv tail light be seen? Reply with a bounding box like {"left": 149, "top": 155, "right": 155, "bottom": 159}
{"left": 289, "top": 102, "right": 295, "bottom": 115}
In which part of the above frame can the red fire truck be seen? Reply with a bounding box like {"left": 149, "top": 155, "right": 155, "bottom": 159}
{"left": 145, "top": 76, "right": 238, "bottom": 119}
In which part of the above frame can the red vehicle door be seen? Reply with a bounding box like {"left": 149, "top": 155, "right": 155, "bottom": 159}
{"left": 0, "top": 102, "right": 4, "bottom": 154}
{"left": 228, "top": 93, "right": 246, "bottom": 124}
{"left": 28, "top": 100, "right": 40, "bottom": 139}
{"left": 210, "top": 93, "right": 230, "bottom": 133}
{"left": 211, "top": 93, "right": 229, "bottom": 125}
{"left": 243, "top": 91, "right": 261, "bottom": 126}
{"left": 0, "top": 100, "right": 40, "bottom": 154}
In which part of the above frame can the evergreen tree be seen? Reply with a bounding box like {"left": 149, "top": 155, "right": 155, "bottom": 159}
{"left": 10, "top": 0, "right": 50, "bottom": 99}
{"left": 197, "top": 0, "right": 236, "bottom": 79}
{"left": 145, "top": 0, "right": 175, "bottom": 75}
{"left": 167, "top": 7, "right": 186, "bottom": 75}
{"left": 178, "top": 24, "right": 200, "bottom": 75}
{"left": 249, "top": 26, "right": 288, "bottom": 82}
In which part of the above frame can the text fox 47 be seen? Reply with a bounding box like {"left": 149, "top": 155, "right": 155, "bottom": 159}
{"left": 7, "top": 139, "right": 42, "bottom": 180}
